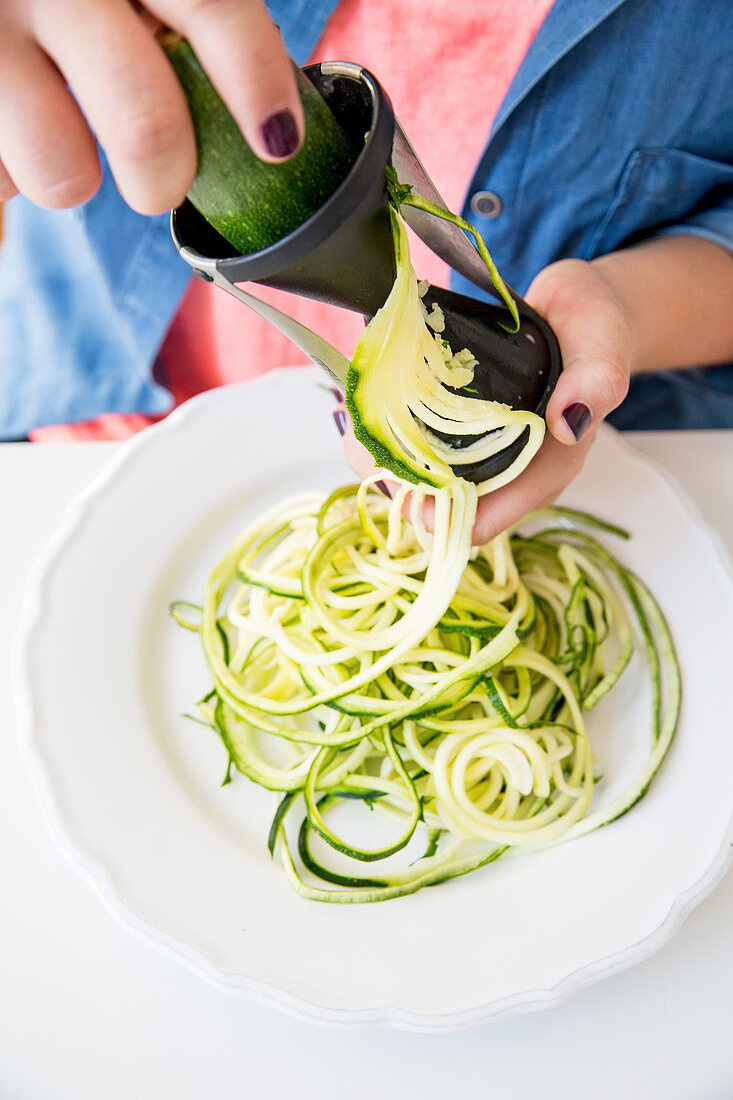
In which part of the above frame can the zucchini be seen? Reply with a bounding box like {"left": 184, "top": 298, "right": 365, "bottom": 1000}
{"left": 164, "top": 37, "right": 356, "bottom": 254}
{"left": 174, "top": 490, "right": 681, "bottom": 903}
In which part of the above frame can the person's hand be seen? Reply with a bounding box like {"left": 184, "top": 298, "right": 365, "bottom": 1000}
{"left": 471, "top": 257, "right": 633, "bottom": 542}
{"left": 342, "top": 257, "right": 634, "bottom": 544}
{"left": 0, "top": 0, "right": 302, "bottom": 214}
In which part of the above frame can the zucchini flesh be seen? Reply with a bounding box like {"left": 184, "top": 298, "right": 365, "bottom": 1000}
{"left": 174, "top": 489, "right": 681, "bottom": 903}
{"left": 345, "top": 211, "right": 545, "bottom": 493}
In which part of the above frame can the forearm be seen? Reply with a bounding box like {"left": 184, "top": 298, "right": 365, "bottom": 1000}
{"left": 592, "top": 234, "right": 733, "bottom": 375}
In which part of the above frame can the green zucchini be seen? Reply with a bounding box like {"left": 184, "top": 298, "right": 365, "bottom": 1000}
{"left": 164, "top": 37, "right": 356, "bottom": 254}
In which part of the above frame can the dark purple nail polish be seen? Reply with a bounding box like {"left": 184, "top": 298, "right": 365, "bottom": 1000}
{"left": 375, "top": 479, "right": 391, "bottom": 498}
{"left": 563, "top": 402, "right": 591, "bottom": 441}
{"left": 260, "top": 110, "right": 299, "bottom": 159}
{"left": 333, "top": 408, "right": 346, "bottom": 436}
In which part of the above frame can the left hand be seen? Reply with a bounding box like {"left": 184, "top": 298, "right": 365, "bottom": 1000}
{"left": 343, "top": 256, "right": 634, "bottom": 544}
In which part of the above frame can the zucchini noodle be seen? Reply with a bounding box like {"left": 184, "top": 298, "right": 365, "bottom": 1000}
{"left": 345, "top": 209, "right": 545, "bottom": 492}
{"left": 173, "top": 488, "right": 680, "bottom": 903}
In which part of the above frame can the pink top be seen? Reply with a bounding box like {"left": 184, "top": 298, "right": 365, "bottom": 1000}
{"left": 33, "top": 0, "right": 554, "bottom": 441}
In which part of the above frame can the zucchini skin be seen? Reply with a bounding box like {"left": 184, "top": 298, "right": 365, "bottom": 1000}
{"left": 166, "top": 41, "right": 356, "bottom": 255}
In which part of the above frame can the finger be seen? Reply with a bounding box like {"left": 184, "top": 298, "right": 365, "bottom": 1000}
{"left": 472, "top": 431, "right": 595, "bottom": 545}
{"left": 157, "top": 0, "right": 304, "bottom": 162}
{"left": 129, "top": 1, "right": 163, "bottom": 33}
{"left": 0, "top": 155, "right": 19, "bottom": 201}
{"left": 0, "top": 31, "right": 101, "bottom": 208}
{"left": 340, "top": 415, "right": 402, "bottom": 499}
{"left": 37, "top": 0, "right": 196, "bottom": 214}
{"left": 342, "top": 422, "right": 378, "bottom": 480}
{"left": 341, "top": 406, "right": 579, "bottom": 547}
{"left": 526, "top": 260, "right": 631, "bottom": 447}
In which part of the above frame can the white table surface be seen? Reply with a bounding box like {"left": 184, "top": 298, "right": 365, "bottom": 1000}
{"left": 1, "top": 432, "right": 732, "bottom": 1100}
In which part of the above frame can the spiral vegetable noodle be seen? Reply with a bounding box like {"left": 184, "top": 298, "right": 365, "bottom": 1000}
{"left": 173, "top": 487, "right": 679, "bottom": 903}
{"left": 345, "top": 211, "right": 546, "bottom": 492}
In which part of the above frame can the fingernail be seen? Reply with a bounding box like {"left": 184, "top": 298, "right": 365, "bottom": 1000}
{"left": 260, "top": 110, "right": 299, "bottom": 159}
{"left": 375, "top": 480, "right": 391, "bottom": 497}
{"left": 333, "top": 409, "right": 346, "bottom": 436}
{"left": 563, "top": 402, "right": 591, "bottom": 441}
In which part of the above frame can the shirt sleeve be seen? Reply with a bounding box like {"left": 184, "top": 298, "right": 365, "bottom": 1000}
{"left": 652, "top": 190, "right": 733, "bottom": 255}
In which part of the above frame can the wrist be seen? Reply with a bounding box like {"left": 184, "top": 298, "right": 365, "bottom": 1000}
{"left": 591, "top": 235, "right": 733, "bottom": 375}
{"left": 589, "top": 251, "right": 647, "bottom": 376}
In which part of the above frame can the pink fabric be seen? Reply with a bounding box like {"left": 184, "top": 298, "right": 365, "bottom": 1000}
{"left": 31, "top": 412, "right": 163, "bottom": 442}
{"left": 33, "top": 0, "right": 554, "bottom": 442}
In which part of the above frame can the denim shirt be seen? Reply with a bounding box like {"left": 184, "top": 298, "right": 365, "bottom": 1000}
{"left": 1, "top": 0, "right": 731, "bottom": 437}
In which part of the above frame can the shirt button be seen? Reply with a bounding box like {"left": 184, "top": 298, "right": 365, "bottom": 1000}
{"left": 470, "top": 190, "right": 503, "bottom": 219}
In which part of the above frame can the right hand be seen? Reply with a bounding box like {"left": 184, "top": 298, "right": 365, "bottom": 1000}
{"left": 0, "top": 0, "right": 303, "bottom": 214}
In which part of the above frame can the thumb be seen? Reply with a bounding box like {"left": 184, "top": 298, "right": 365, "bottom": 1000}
{"left": 526, "top": 259, "right": 632, "bottom": 446}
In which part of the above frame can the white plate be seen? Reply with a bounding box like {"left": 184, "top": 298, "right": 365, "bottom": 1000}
{"left": 14, "top": 368, "right": 733, "bottom": 1032}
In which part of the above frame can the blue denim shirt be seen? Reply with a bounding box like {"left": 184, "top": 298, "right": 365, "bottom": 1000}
{"left": 1, "top": 0, "right": 731, "bottom": 436}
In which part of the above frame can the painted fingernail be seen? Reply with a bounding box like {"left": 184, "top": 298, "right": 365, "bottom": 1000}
{"left": 563, "top": 402, "right": 591, "bottom": 441}
{"left": 260, "top": 110, "right": 299, "bottom": 159}
{"left": 375, "top": 480, "right": 391, "bottom": 497}
{"left": 333, "top": 409, "right": 347, "bottom": 436}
